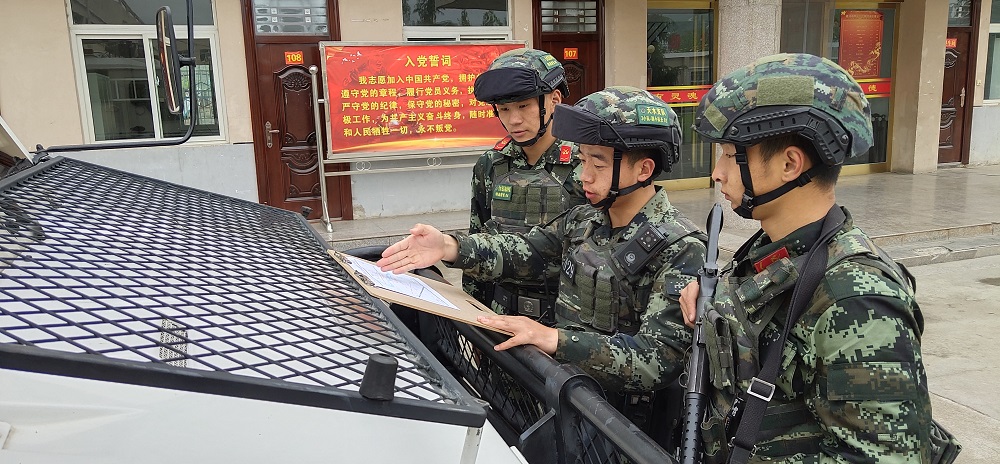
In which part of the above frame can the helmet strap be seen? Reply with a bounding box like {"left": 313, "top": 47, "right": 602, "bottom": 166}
{"left": 589, "top": 149, "right": 652, "bottom": 211}
{"left": 732, "top": 144, "right": 824, "bottom": 219}
{"left": 510, "top": 95, "right": 550, "bottom": 148}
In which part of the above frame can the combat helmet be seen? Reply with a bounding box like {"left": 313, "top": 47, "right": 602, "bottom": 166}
{"left": 552, "top": 85, "right": 682, "bottom": 210}
{"left": 693, "top": 53, "right": 873, "bottom": 218}
{"left": 473, "top": 48, "right": 569, "bottom": 147}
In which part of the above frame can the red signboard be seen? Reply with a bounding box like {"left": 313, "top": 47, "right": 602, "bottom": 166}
{"left": 647, "top": 85, "right": 713, "bottom": 108}
{"left": 946, "top": 37, "right": 958, "bottom": 49}
{"left": 285, "top": 51, "right": 304, "bottom": 65}
{"left": 839, "top": 10, "right": 884, "bottom": 79}
{"left": 323, "top": 43, "right": 523, "bottom": 155}
{"left": 564, "top": 48, "right": 579, "bottom": 60}
{"left": 857, "top": 78, "right": 892, "bottom": 99}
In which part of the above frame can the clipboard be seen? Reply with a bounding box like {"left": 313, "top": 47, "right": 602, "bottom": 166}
{"left": 329, "top": 250, "right": 513, "bottom": 335}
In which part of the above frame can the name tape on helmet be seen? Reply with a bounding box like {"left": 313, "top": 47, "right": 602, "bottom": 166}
{"left": 541, "top": 54, "right": 560, "bottom": 70}
{"left": 636, "top": 104, "right": 672, "bottom": 127}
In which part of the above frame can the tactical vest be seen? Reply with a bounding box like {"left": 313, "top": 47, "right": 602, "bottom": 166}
{"left": 484, "top": 155, "right": 580, "bottom": 235}
{"left": 557, "top": 217, "right": 703, "bottom": 335}
{"left": 699, "top": 227, "right": 920, "bottom": 462}
{"left": 483, "top": 144, "right": 583, "bottom": 322}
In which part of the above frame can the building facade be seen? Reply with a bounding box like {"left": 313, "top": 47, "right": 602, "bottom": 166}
{"left": 0, "top": 0, "right": 993, "bottom": 221}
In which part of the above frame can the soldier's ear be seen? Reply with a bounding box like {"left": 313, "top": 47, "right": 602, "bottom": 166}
{"left": 779, "top": 145, "right": 812, "bottom": 182}
{"left": 636, "top": 156, "right": 656, "bottom": 182}
{"left": 549, "top": 89, "right": 563, "bottom": 105}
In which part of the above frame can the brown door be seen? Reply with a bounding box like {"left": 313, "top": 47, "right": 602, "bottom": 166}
{"left": 939, "top": 29, "right": 972, "bottom": 164}
{"left": 242, "top": 1, "right": 351, "bottom": 220}
{"left": 533, "top": 1, "right": 604, "bottom": 105}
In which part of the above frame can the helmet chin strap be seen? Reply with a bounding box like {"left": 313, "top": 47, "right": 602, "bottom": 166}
{"left": 732, "top": 145, "right": 826, "bottom": 219}
{"left": 589, "top": 150, "right": 653, "bottom": 211}
{"left": 493, "top": 95, "right": 551, "bottom": 148}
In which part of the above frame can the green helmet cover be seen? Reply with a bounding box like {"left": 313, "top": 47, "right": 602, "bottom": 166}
{"left": 693, "top": 53, "right": 873, "bottom": 165}
{"left": 473, "top": 48, "right": 569, "bottom": 104}
{"left": 556, "top": 85, "right": 682, "bottom": 179}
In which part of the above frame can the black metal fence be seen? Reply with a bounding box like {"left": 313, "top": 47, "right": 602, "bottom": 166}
{"left": 435, "top": 317, "right": 678, "bottom": 464}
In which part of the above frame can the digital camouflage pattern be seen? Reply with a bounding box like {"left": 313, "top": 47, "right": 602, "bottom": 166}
{"left": 453, "top": 189, "right": 706, "bottom": 392}
{"left": 569, "top": 86, "right": 681, "bottom": 178}
{"left": 699, "top": 207, "right": 932, "bottom": 462}
{"left": 482, "top": 48, "right": 568, "bottom": 101}
{"left": 693, "top": 53, "right": 873, "bottom": 163}
{"left": 463, "top": 138, "right": 586, "bottom": 312}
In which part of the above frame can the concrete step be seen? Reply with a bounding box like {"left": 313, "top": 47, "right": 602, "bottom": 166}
{"left": 877, "top": 223, "right": 1000, "bottom": 267}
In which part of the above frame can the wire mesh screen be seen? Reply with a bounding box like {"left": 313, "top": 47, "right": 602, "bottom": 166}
{"left": 0, "top": 158, "right": 454, "bottom": 404}
{"left": 436, "top": 317, "right": 545, "bottom": 431}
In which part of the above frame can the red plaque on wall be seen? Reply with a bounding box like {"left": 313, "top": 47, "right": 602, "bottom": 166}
{"left": 838, "top": 10, "right": 883, "bottom": 79}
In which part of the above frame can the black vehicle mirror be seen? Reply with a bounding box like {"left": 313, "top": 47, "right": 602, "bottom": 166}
{"left": 156, "top": 6, "right": 184, "bottom": 115}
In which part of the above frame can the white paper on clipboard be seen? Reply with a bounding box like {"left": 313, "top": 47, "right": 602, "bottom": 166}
{"left": 344, "top": 256, "right": 458, "bottom": 310}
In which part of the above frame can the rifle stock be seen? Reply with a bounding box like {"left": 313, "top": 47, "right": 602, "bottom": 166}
{"left": 679, "top": 203, "right": 724, "bottom": 464}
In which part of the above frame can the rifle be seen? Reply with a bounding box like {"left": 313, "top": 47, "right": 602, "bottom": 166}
{"left": 679, "top": 203, "right": 724, "bottom": 464}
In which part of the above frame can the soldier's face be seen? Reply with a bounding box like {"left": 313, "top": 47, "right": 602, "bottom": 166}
{"left": 713, "top": 143, "right": 785, "bottom": 213}
{"left": 495, "top": 93, "right": 559, "bottom": 143}
{"left": 578, "top": 144, "right": 646, "bottom": 204}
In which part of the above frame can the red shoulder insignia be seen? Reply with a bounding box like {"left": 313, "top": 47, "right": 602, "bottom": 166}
{"left": 494, "top": 136, "right": 512, "bottom": 151}
{"left": 753, "top": 247, "right": 790, "bottom": 273}
{"left": 559, "top": 144, "right": 572, "bottom": 163}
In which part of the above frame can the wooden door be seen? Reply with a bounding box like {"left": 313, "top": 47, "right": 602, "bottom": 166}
{"left": 939, "top": 29, "right": 972, "bottom": 164}
{"left": 533, "top": 1, "right": 604, "bottom": 105}
{"left": 242, "top": 1, "right": 351, "bottom": 220}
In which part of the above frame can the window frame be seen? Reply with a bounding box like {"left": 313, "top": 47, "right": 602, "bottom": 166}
{"left": 401, "top": 0, "right": 512, "bottom": 41}
{"left": 69, "top": 22, "right": 228, "bottom": 145}
{"left": 984, "top": 22, "right": 1000, "bottom": 104}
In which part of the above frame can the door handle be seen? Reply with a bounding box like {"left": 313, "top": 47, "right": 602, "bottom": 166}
{"left": 960, "top": 87, "right": 966, "bottom": 108}
{"left": 265, "top": 121, "right": 280, "bottom": 148}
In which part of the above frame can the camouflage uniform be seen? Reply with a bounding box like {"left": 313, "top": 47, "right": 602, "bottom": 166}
{"left": 453, "top": 87, "right": 707, "bottom": 392}
{"left": 453, "top": 190, "right": 704, "bottom": 392}
{"left": 465, "top": 48, "right": 587, "bottom": 322}
{"left": 691, "top": 54, "right": 933, "bottom": 462}
{"left": 464, "top": 137, "right": 585, "bottom": 317}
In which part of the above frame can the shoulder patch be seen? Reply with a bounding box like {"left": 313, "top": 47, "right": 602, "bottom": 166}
{"left": 559, "top": 144, "right": 572, "bottom": 163}
{"left": 494, "top": 136, "right": 512, "bottom": 151}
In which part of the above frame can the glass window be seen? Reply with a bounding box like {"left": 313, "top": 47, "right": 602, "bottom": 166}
{"left": 781, "top": 2, "right": 896, "bottom": 166}
{"left": 646, "top": 8, "right": 714, "bottom": 180}
{"left": 948, "top": 0, "right": 973, "bottom": 27}
{"left": 985, "top": 1, "right": 1000, "bottom": 101}
{"left": 540, "top": 1, "right": 598, "bottom": 32}
{"left": 83, "top": 39, "right": 155, "bottom": 141}
{"left": 986, "top": 32, "right": 1000, "bottom": 100}
{"left": 403, "top": 0, "right": 509, "bottom": 27}
{"left": 70, "top": 0, "right": 225, "bottom": 143}
{"left": 151, "top": 39, "right": 220, "bottom": 138}
{"left": 72, "top": 0, "right": 214, "bottom": 25}
{"left": 253, "top": 0, "right": 328, "bottom": 35}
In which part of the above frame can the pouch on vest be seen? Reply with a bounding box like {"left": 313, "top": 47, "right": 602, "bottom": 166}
{"left": 930, "top": 419, "right": 962, "bottom": 463}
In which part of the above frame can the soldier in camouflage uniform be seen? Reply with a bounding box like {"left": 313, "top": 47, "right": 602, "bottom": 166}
{"left": 378, "top": 86, "right": 706, "bottom": 395}
{"left": 466, "top": 48, "right": 587, "bottom": 325}
{"left": 678, "top": 53, "right": 939, "bottom": 462}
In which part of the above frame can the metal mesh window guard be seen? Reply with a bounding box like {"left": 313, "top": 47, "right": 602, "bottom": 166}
{"left": 433, "top": 316, "right": 679, "bottom": 464}
{"left": 0, "top": 158, "right": 468, "bottom": 414}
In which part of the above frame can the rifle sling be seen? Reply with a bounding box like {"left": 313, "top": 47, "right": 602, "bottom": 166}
{"left": 727, "top": 205, "right": 846, "bottom": 464}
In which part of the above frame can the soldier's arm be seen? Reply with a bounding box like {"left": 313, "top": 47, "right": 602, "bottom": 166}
{"left": 805, "top": 294, "right": 931, "bottom": 463}
{"left": 468, "top": 154, "right": 492, "bottom": 234}
{"left": 553, "top": 235, "right": 705, "bottom": 392}
{"left": 449, "top": 211, "right": 571, "bottom": 280}
{"left": 464, "top": 154, "right": 495, "bottom": 300}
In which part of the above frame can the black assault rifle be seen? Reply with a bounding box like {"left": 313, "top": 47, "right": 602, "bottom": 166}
{"left": 679, "top": 203, "right": 724, "bottom": 464}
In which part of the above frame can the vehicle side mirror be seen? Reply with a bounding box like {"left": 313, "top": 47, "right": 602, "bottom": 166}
{"left": 156, "top": 6, "right": 184, "bottom": 115}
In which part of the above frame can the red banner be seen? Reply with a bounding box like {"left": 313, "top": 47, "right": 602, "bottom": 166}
{"left": 323, "top": 43, "right": 523, "bottom": 155}
{"left": 647, "top": 85, "right": 713, "bottom": 108}
{"left": 857, "top": 78, "right": 891, "bottom": 99}
{"left": 839, "top": 10, "right": 884, "bottom": 79}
